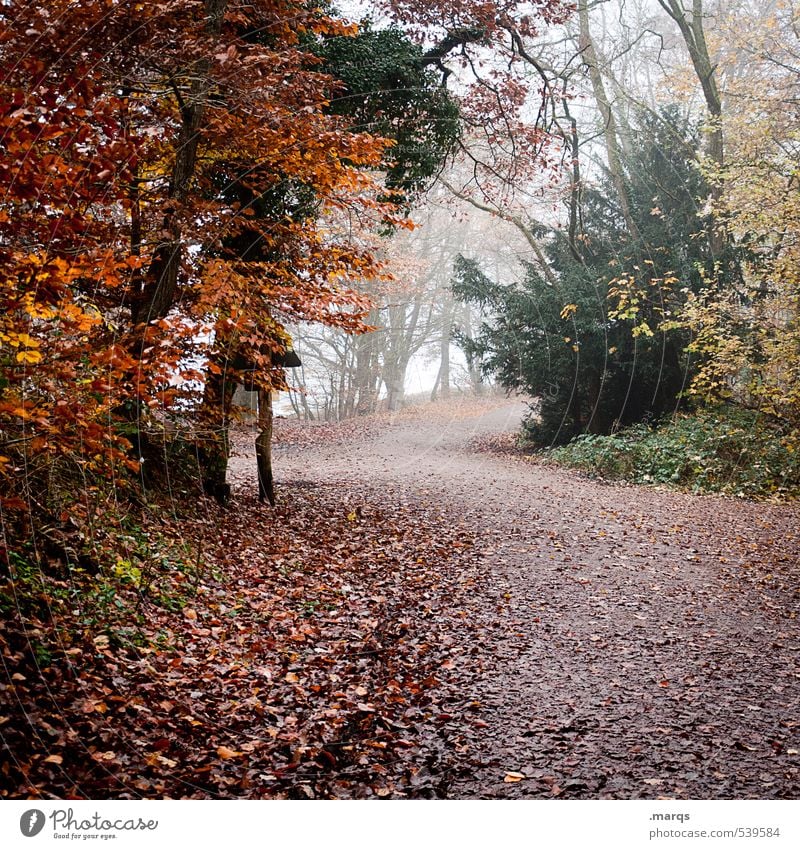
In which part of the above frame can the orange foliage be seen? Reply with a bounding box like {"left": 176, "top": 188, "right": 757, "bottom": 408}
{"left": 0, "top": 0, "right": 401, "bottom": 507}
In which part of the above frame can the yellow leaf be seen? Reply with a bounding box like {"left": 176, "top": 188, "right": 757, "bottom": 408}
{"left": 16, "top": 349, "right": 42, "bottom": 364}
{"left": 24, "top": 301, "right": 56, "bottom": 319}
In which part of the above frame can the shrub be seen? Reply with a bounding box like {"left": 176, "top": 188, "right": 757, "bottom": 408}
{"left": 544, "top": 407, "right": 800, "bottom": 499}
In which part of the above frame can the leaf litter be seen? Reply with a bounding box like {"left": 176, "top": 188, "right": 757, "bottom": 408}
{"left": 2, "top": 395, "right": 799, "bottom": 799}
{"left": 1, "top": 472, "right": 480, "bottom": 798}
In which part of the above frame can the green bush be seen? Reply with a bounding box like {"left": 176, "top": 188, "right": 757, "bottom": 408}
{"left": 453, "top": 109, "right": 714, "bottom": 445}
{"left": 544, "top": 407, "right": 800, "bottom": 499}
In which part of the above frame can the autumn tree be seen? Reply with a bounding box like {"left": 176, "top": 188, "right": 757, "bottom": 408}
{"left": 379, "top": 0, "right": 575, "bottom": 207}
{"left": 0, "top": 1, "right": 145, "bottom": 514}
{"left": 0, "top": 0, "right": 411, "bottom": 514}
{"left": 678, "top": 0, "right": 800, "bottom": 448}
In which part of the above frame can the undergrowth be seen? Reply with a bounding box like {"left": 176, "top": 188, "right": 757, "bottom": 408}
{"left": 0, "top": 512, "right": 203, "bottom": 655}
{"left": 542, "top": 407, "right": 800, "bottom": 499}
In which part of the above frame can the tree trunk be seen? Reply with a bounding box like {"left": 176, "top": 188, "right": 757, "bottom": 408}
{"left": 355, "top": 308, "right": 381, "bottom": 415}
{"left": 382, "top": 297, "right": 423, "bottom": 411}
{"left": 561, "top": 92, "right": 584, "bottom": 261}
{"left": 255, "top": 389, "right": 275, "bottom": 506}
{"left": 132, "top": 0, "right": 228, "bottom": 327}
{"left": 200, "top": 359, "right": 235, "bottom": 504}
{"left": 460, "top": 302, "right": 484, "bottom": 395}
{"left": 431, "top": 290, "right": 452, "bottom": 401}
{"left": 578, "top": 0, "right": 641, "bottom": 244}
{"left": 656, "top": 0, "right": 725, "bottom": 258}
{"left": 297, "top": 366, "right": 315, "bottom": 421}
{"left": 383, "top": 363, "right": 406, "bottom": 411}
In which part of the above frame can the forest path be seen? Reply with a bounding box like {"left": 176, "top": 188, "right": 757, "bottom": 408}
{"left": 233, "top": 396, "right": 800, "bottom": 798}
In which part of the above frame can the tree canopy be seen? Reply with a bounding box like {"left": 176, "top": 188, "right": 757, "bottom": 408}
{"left": 0, "top": 0, "right": 462, "bottom": 511}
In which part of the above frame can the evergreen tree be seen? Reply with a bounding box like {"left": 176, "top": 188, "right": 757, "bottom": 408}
{"left": 313, "top": 22, "right": 461, "bottom": 205}
{"left": 454, "top": 108, "right": 716, "bottom": 444}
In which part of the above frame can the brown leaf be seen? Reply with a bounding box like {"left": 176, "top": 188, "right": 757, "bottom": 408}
{"left": 216, "top": 746, "right": 242, "bottom": 760}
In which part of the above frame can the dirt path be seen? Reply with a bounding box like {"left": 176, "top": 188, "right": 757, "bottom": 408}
{"left": 234, "top": 397, "right": 800, "bottom": 798}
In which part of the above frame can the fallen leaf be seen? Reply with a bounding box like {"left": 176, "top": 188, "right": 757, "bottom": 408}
{"left": 216, "top": 746, "right": 242, "bottom": 760}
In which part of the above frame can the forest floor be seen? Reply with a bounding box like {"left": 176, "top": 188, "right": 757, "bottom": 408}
{"left": 239, "top": 394, "right": 800, "bottom": 799}
{"left": 2, "top": 394, "right": 799, "bottom": 799}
